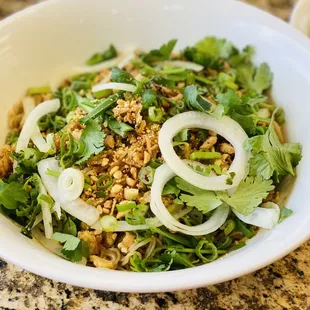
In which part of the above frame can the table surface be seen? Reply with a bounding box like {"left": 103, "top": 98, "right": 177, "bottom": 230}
{"left": 1, "top": 0, "right": 310, "bottom": 309}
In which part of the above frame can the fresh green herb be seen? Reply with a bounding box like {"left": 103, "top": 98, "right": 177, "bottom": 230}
{"left": 151, "top": 227, "right": 194, "bottom": 247}
{"left": 220, "top": 177, "right": 274, "bottom": 215}
{"left": 27, "top": 86, "right": 51, "bottom": 95}
{"left": 76, "top": 119, "right": 105, "bottom": 164}
{"left": 195, "top": 240, "right": 218, "bottom": 263}
{"left": 80, "top": 93, "right": 120, "bottom": 123}
{"left": 52, "top": 232, "right": 89, "bottom": 262}
{"left": 108, "top": 119, "right": 134, "bottom": 137}
{"left": 86, "top": 44, "right": 117, "bottom": 65}
{"left": 138, "top": 166, "right": 155, "bottom": 185}
{"left": 175, "top": 177, "right": 222, "bottom": 214}
{"left": 184, "top": 85, "right": 211, "bottom": 112}
{"left": 142, "top": 89, "right": 157, "bottom": 108}
{"left": 244, "top": 122, "right": 302, "bottom": 179}
{"left": 116, "top": 201, "right": 137, "bottom": 212}
{"left": 226, "top": 172, "right": 236, "bottom": 185}
{"left": 148, "top": 107, "right": 163, "bottom": 122}
{"left": 183, "top": 36, "right": 234, "bottom": 69}
{"left": 45, "top": 169, "right": 61, "bottom": 177}
{"left": 62, "top": 217, "right": 77, "bottom": 236}
{"left": 237, "top": 62, "right": 273, "bottom": 95}
{"left": 0, "top": 181, "right": 28, "bottom": 210}
{"left": 96, "top": 174, "right": 113, "bottom": 190}
{"left": 189, "top": 151, "right": 222, "bottom": 161}
{"left": 125, "top": 205, "right": 147, "bottom": 225}
{"left": 236, "top": 218, "right": 254, "bottom": 238}
{"left": 279, "top": 206, "right": 293, "bottom": 223}
{"left": 110, "top": 67, "right": 135, "bottom": 84}
{"left": 142, "top": 39, "right": 177, "bottom": 64}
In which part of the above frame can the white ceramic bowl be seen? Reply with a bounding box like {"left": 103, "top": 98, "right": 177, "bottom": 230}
{"left": 0, "top": 0, "right": 310, "bottom": 293}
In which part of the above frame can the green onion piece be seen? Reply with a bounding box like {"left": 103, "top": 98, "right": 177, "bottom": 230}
{"left": 27, "top": 86, "right": 51, "bottom": 95}
{"left": 93, "top": 89, "right": 113, "bottom": 99}
{"left": 84, "top": 183, "right": 92, "bottom": 190}
{"left": 96, "top": 174, "right": 113, "bottom": 190}
{"left": 217, "top": 236, "right": 233, "bottom": 250}
{"left": 195, "top": 240, "right": 218, "bottom": 263}
{"left": 149, "top": 158, "right": 163, "bottom": 169}
{"left": 175, "top": 101, "right": 186, "bottom": 112}
{"left": 45, "top": 169, "right": 61, "bottom": 177}
{"left": 148, "top": 107, "right": 163, "bottom": 123}
{"left": 151, "top": 227, "right": 193, "bottom": 247}
{"left": 73, "top": 140, "right": 85, "bottom": 156}
{"left": 95, "top": 191, "right": 107, "bottom": 198}
{"left": 230, "top": 241, "right": 246, "bottom": 251}
{"left": 116, "top": 201, "right": 137, "bottom": 212}
{"left": 157, "top": 246, "right": 227, "bottom": 255}
{"left": 80, "top": 93, "right": 119, "bottom": 123}
{"left": 220, "top": 219, "right": 236, "bottom": 236}
{"left": 38, "top": 193, "right": 54, "bottom": 206}
{"left": 189, "top": 151, "right": 222, "bottom": 161}
{"left": 138, "top": 166, "right": 155, "bottom": 185}
{"left": 194, "top": 75, "right": 215, "bottom": 85}
{"left": 100, "top": 215, "right": 118, "bottom": 232}
{"left": 236, "top": 219, "right": 254, "bottom": 238}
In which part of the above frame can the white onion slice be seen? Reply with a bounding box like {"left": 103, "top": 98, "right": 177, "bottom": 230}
{"left": 150, "top": 164, "right": 230, "bottom": 235}
{"left": 232, "top": 202, "right": 280, "bottom": 229}
{"left": 92, "top": 82, "right": 137, "bottom": 93}
{"left": 157, "top": 60, "right": 204, "bottom": 72}
{"left": 37, "top": 158, "right": 99, "bottom": 226}
{"left": 159, "top": 111, "right": 250, "bottom": 191}
{"left": 58, "top": 168, "right": 84, "bottom": 201}
{"left": 37, "top": 176, "right": 53, "bottom": 239}
{"left": 52, "top": 201, "right": 61, "bottom": 219}
{"left": 117, "top": 52, "right": 135, "bottom": 69}
{"left": 15, "top": 99, "right": 60, "bottom": 153}
{"left": 32, "top": 212, "right": 43, "bottom": 228}
{"left": 73, "top": 57, "right": 120, "bottom": 74}
{"left": 31, "top": 126, "right": 50, "bottom": 153}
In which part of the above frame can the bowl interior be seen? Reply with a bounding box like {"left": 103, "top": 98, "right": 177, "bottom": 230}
{"left": 0, "top": 0, "right": 310, "bottom": 292}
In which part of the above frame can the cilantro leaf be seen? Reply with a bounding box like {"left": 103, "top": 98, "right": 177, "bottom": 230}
{"left": 220, "top": 177, "right": 274, "bottom": 215}
{"left": 183, "top": 37, "right": 235, "bottom": 69}
{"left": 215, "top": 89, "right": 241, "bottom": 116}
{"left": 237, "top": 63, "right": 273, "bottom": 94}
{"left": 52, "top": 232, "right": 89, "bottom": 262}
{"left": 245, "top": 123, "right": 302, "bottom": 178}
{"left": 184, "top": 85, "right": 211, "bottom": 112}
{"left": 86, "top": 44, "right": 117, "bottom": 65}
{"left": 0, "top": 181, "right": 28, "bottom": 210}
{"left": 76, "top": 120, "right": 105, "bottom": 164}
{"left": 279, "top": 206, "right": 293, "bottom": 223}
{"left": 229, "top": 45, "right": 255, "bottom": 67}
{"left": 142, "top": 39, "right": 177, "bottom": 64}
{"left": 141, "top": 89, "right": 157, "bottom": 108}
{"left": 110, "top": 67, "right": 135, "bottom": 84}
{"left": 248, "top": 154, "right": 274, "bottom": 180}
{"left": 175, "top": 177, "right": 222, "bottom": 214}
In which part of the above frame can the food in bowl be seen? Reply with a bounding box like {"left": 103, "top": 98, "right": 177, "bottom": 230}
{"left": 0, "top": 36, "right": 301, "bottom": 271}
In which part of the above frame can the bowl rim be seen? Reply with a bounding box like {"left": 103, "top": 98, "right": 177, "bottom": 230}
{"left": 1, "top": 0, "right": 310, "bottom": 293}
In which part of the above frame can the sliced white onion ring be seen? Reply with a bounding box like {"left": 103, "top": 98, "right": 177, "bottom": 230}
{"left": 15, "top": 99, "right": 60, "bottom": 153}
{"left": 159, "top": 111, "right": 250, "bottom": 191}
{"left": 232, "top": 202, "right": 280, "bottom": 229}
{"left": 31, "top": 126, "right": 50, "bottom": 153}
{"left": 92, "top": 82, "right": 137, "bottom": 93}
{"left": 37, "top": 158, "right": 99, "bottom": 226}
{"left": 150, "top": 164, "right": 230, "bottom": 236}
{"left": 157, "top": 60, "right": 204, "bottom": 72}
{"left": 58, "top": 168, "right": 84, "bottom": 201}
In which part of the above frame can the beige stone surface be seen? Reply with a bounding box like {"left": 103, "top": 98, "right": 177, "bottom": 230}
{"left": 1, "top": 0, "right": 309, "bottom": 309}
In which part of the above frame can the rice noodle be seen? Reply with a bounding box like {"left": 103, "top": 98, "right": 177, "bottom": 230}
{"left": 120, "top": 238, "right": 151, "bottom": 266}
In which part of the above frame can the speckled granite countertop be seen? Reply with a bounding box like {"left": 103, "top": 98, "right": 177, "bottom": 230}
{"left": 1, "top": 0, "right": 310, "bottom": 309}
